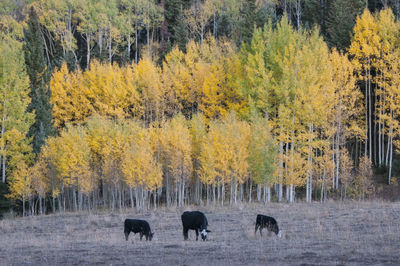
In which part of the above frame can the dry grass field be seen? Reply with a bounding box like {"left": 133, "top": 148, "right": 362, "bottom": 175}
{"left": 0, "top": 202, "right": 399, "bottom": 265}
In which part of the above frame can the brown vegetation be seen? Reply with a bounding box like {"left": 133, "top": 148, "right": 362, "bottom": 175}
{"left": 0, "top": 202, "right": 399, "bottom": 265}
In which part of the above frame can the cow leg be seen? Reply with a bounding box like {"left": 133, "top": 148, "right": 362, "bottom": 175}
{"left": 140, "top": 232, "right": 143, "bottom": 240}
{"left": 260, "top": 227, "right": 263, "bottom": 237}
{"left": 266, "top": 222, "right": 271, "bottom": 233}
{"left": 255, "top": 224, "right": 259, "bottom": 236}
{"left": 124, "top": 230, "right": 130, "bottom": 241}
{"left": 183, "top": 227, "right": 189, "bottom": 240}
{"left": 195, "top": 229, "right": 199, "bottom": 241}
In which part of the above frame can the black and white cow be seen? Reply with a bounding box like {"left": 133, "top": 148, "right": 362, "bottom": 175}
{"left": 255, "top": 214, "right": 282, "bottom": 238}
{"left": 124, "top": 219, "right": 154, "bottom": 241}
{"left": 181, "top": 211, "right": 211, "bottom": 241}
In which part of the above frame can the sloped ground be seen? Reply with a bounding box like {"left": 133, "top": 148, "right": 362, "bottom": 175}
{"left": 0, "top": 202, "right": 399, "bottom": 265}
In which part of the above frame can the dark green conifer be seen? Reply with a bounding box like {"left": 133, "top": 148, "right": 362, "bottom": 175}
{"left": 326, "top": 0, "right": 364, "bottom": 50}
{"left": 23, "top": 7, "right": 54, "bottom": 154}
{"left": 165, "top": 0, "right": 189, "bottom": 50}
{"left": 238, "top": 0, "right": 264, "bottom": 44}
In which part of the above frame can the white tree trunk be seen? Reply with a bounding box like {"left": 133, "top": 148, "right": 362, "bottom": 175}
{"left": 86, "top": 34, "right": 91, "bottom": 69}
{"left": 278, "top": 141, "right": 283, "bottom": 202}
{"left": 257, "top": 184, "right": 261, "bottom": 202}
{"left": 248, "top": 175, "right": 252, "bottom": 203}
{"left": 1, "top": 113, "right": 6, "bottom": 183}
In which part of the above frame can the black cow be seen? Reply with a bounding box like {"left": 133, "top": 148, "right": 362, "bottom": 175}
{"left": 124, "top": 219, "right": 154, "bottom": 241}
{"left": 255, "top": 214, "right": 281, "bottom": 238}
{"left": 181, "top": 211, "right": 211, "bottom": 241}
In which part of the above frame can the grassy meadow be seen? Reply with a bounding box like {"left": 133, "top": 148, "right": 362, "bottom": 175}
{"left": 0, "top": 202, "right": 399, "bottom": 265}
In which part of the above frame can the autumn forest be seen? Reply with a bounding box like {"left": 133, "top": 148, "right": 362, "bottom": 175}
{"left": 1, "top": 0, "right": 400, "bottom": 216}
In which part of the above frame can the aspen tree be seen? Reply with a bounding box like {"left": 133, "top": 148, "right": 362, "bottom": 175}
{"left": 102, "top": 0, "right": 121, "bottom": 62}
{"left": 51, "top": 61, "right": 142, "bottom": 125}
{"left": 249, "top": 109, "right": 277, "bottom": 203}
{"left": 74, "top": 0, "right": 98, "bottom": 68}
{"left": 329, "top": 49, "right": 364, "bottom": 190}
{"left": 122, "top": 126, "right": 162, "bottom": 210}
{"left": 83, "top": 61, "right": 137, "bottom": 120}
{"left": 374, "top": 9, "right": 400, "bottom": 184}
{"left": 355, "top": 156, "right": 373, "bottom": 200}
{"left": 201, "top": 112, "right": 249, "bottom": 205}
{"left": 190, "top": 113, "right": 207, "bottom": 204}
{"left": 240, "top": 26, "right": 272, "bottom": 116}
{"left": 339, "top": 149, "right": 354, "bottom": 199}
{"left": 349, "top": 9, "right": 380, "bottom": 161}
{"left": 226, "top": 113, "right": 250, "bottom": 204}
{"left": 86, "top": 117, "right": 125, "bottom": 209}
{"left": 294, "top": 30, "right": 334, "bottom": 202}
{"left": 199, "top": 60, "right": 226, "bottom": 119}
{"left": 34, "top": 146, "right": 61, "bottom": 213}
{"left": 185, "top": 0, "right": 213, "bottom": 42}
{"left": 100, "top": 122, "right": 125, "bottom": 210}
{"left": 54, "top": 125, "right": 91, "bottom": 211}
{"left": 162, "top": 36, "right": 241, "bottom": 119}
{"left": 39, "top": 137, "right": 65, "bottom": 212}
{"left": 242, "top": 16, "right": 302, "bottom": 202}
{"left": 118, "top": 0, "right": 135, "bottom": 62}
{"left": 91, "top": 0, "right": 115, "bottom": 61}
{"left": 388, "top": 54, "right": 400, "bottom": 185}
{"left": 30, "top": 159, "right": 48, "bottom": 214}
{"left": 134, "top": 56, "right": 163, "bottom": 124}
{"left": 200, "top": 119, "right": 227, "bottom": 205}
{"left": 314, "top": 148, "right": 335, "bottom": 202}
{"left": 35, "top": 0, "right": 79, "bottom": 65}
{"left": 162, "top": 46, "right": 192, "bottom": 116}
{"left": 50, "top": 63, "right": 92, "bottom": 129}
{"left": 0, "top": 22, "right": 34, "bottom": 183}
{"left": 7, "top": 162, "right": 31, "bottom": 216}
{"left": 161, "top": 114, "right": 192, "bottom": 207}
{"left": 244, "top": 17, "right": 333, "bottom": 202}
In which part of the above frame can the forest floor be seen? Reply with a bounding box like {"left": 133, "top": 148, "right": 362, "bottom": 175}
{"left": 0, "top": 201, "right": 399, "bottom": 265}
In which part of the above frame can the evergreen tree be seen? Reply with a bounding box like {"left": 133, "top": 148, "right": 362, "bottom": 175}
{"left": 238, "top": 0, "right": 264, "bottom": 44}
{"left": 326, "top": 0, "right": 364, "bottom": 50}
{"left": 23, "top": 7, "right": 54, "bottom": 154}
{"left": 174, "top": 9, "right": 189, "bottom": 51}
{"left": 165, "top": 0, "right": 189, "bottom": 51}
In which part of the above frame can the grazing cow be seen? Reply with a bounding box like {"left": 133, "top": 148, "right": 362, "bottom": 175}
{"left": 255, "top": 214, "right": 282, "bottom": 238}
{"left": 181, "top": 211, "right": 211, "bottom": 241}
{"left": 124, "top": 219, "right": 154, "bottom": 241}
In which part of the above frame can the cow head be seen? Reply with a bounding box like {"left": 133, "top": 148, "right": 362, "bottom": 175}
{"left": 271, "top": 224, "right": 280, "bottom": 236}
{"left": 149, "top": 232, "right": 154, "bottom": 241}
{"left": 200, "top": 229, "right": 211, "bottom": 241}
